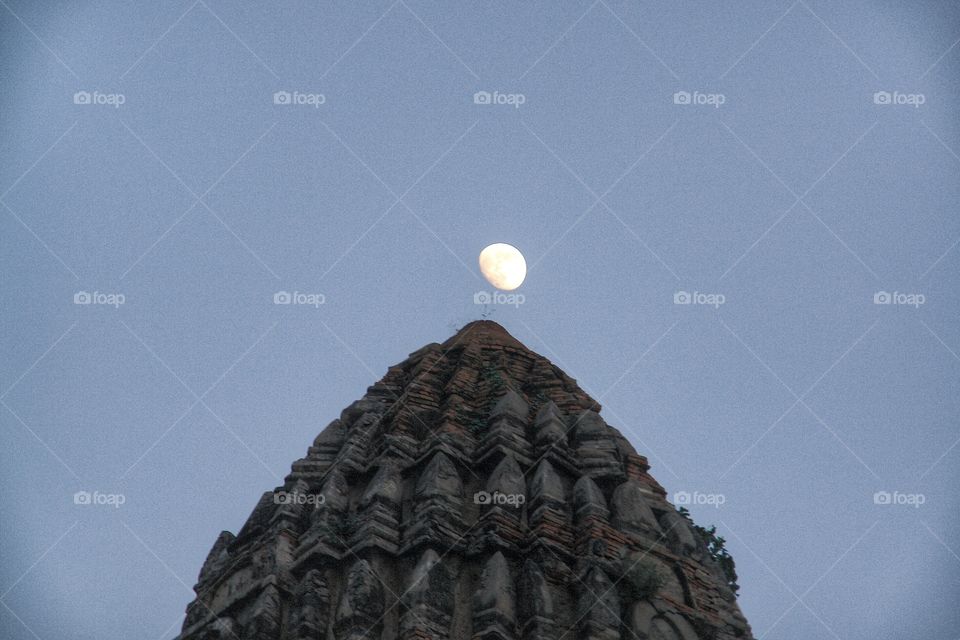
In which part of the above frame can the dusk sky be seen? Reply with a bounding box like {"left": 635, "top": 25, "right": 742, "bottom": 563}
{"left": 1, "top": 1, "right": 959, "bottom": 639}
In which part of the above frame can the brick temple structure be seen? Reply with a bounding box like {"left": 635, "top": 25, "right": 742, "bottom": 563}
{"left": 177, "top": 320, "right": 753, "bottom": 640}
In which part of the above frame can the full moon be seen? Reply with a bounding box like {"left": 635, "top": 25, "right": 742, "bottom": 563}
{"left": 478, "top": 243, "right": 526, "bottom": 291}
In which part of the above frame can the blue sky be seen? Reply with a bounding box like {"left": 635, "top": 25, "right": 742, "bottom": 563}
{"left": 1, "top": 1, "right": 959, "bottom": 639}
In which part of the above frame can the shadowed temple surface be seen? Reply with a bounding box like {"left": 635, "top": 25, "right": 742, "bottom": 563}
{"left": 178, "top": 321, "right": 751, "bottom": 640}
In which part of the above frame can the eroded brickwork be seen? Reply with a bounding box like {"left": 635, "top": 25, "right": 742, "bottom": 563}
{"left": 178, "top": 321, "right": 753, "bottom": 640}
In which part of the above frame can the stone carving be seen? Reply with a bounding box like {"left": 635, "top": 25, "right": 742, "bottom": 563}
{"left": 478, "top": 388, "right": 532, "bottom": 463}
{"left": 197, "top": 531, "right": 235, "bottom": 588}
{"left": 337, "top": 411, "right": 383, "bottom": 473}
{"left": 318, "top": 468, "right": 350, "bottom": 518}
{"left": 288, "top": 568, "right": 329, "bottom": 640}
{"left": 491, "top": 388, "right": 528, "bottom": 420}
{"left": 472, "top": 453, "right": 527, "bottom": 554}
{"left": 533, "top": 401, "right": 568, "bottom": 446}
{"left": 486, "top": 453, "right": 526, "bottom": 503}
{"left": 419, "top": 451, "right": 461, "bottom": 497}
{"left": 573, "top": 410, "right": 623, "bottom": 480}
{"left": 611, "top": 480, "right": 661, "bottom": 537}
{"left": 334, "top": 559, "right": 385, "bottom": 640}
{"left": 573, "top": 474, "right": 610, "bottom": 522}
{"left": 291, "top": 419, "right": 345, "bottom": 480}
{"left": 295, "top": 467, "right": 350, "bottom": 564}
{"left": 518, "top": 558, "right": 553, "bottom": 640}
{"left": 473, "top": 551, "right": 516, "bottom": 640}
{"left": 177, "top": 321, "right": 753, "bottom": 640}
{"left": 577, "top": 566, "right": 620, "bottom": 640}
{"left": 527, "top": 459, "right": 572, "bottom": 553}
{"left": 271, "top": 479, "right": 309, "bottom": 532}
{"left": 400, "top": 548, "right": 454, "bottom": 639}
{"left": 242, "top": 584, "right": 281, "bottom": 640}
{"left": 529, "top": 459, "right": 565, "bottom": 505}
{"left": 405, "top": 451, "right": 465, "bottom": 551}
{"left": 659, "top": 508, "right": 698, "bottom": 556}
{"left": 353, "top": 464, "right": 402, "bottom": 553}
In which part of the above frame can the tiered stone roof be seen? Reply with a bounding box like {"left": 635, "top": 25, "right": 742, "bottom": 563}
{"left": 177, "top": 320, "right": 753, "bottom": 640}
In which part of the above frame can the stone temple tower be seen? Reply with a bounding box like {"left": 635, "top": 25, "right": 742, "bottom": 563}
{"left": 176, "top": 321, "right": 753, "bottom": 640}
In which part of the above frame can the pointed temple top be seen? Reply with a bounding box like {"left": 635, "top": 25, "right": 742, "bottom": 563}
{"left": 442, "top": 320, "right": 526, "bottom": 350}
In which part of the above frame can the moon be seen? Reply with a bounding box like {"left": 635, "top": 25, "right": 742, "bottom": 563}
{"left": 479, "top": 243, "right": 526, "bottom": 291}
